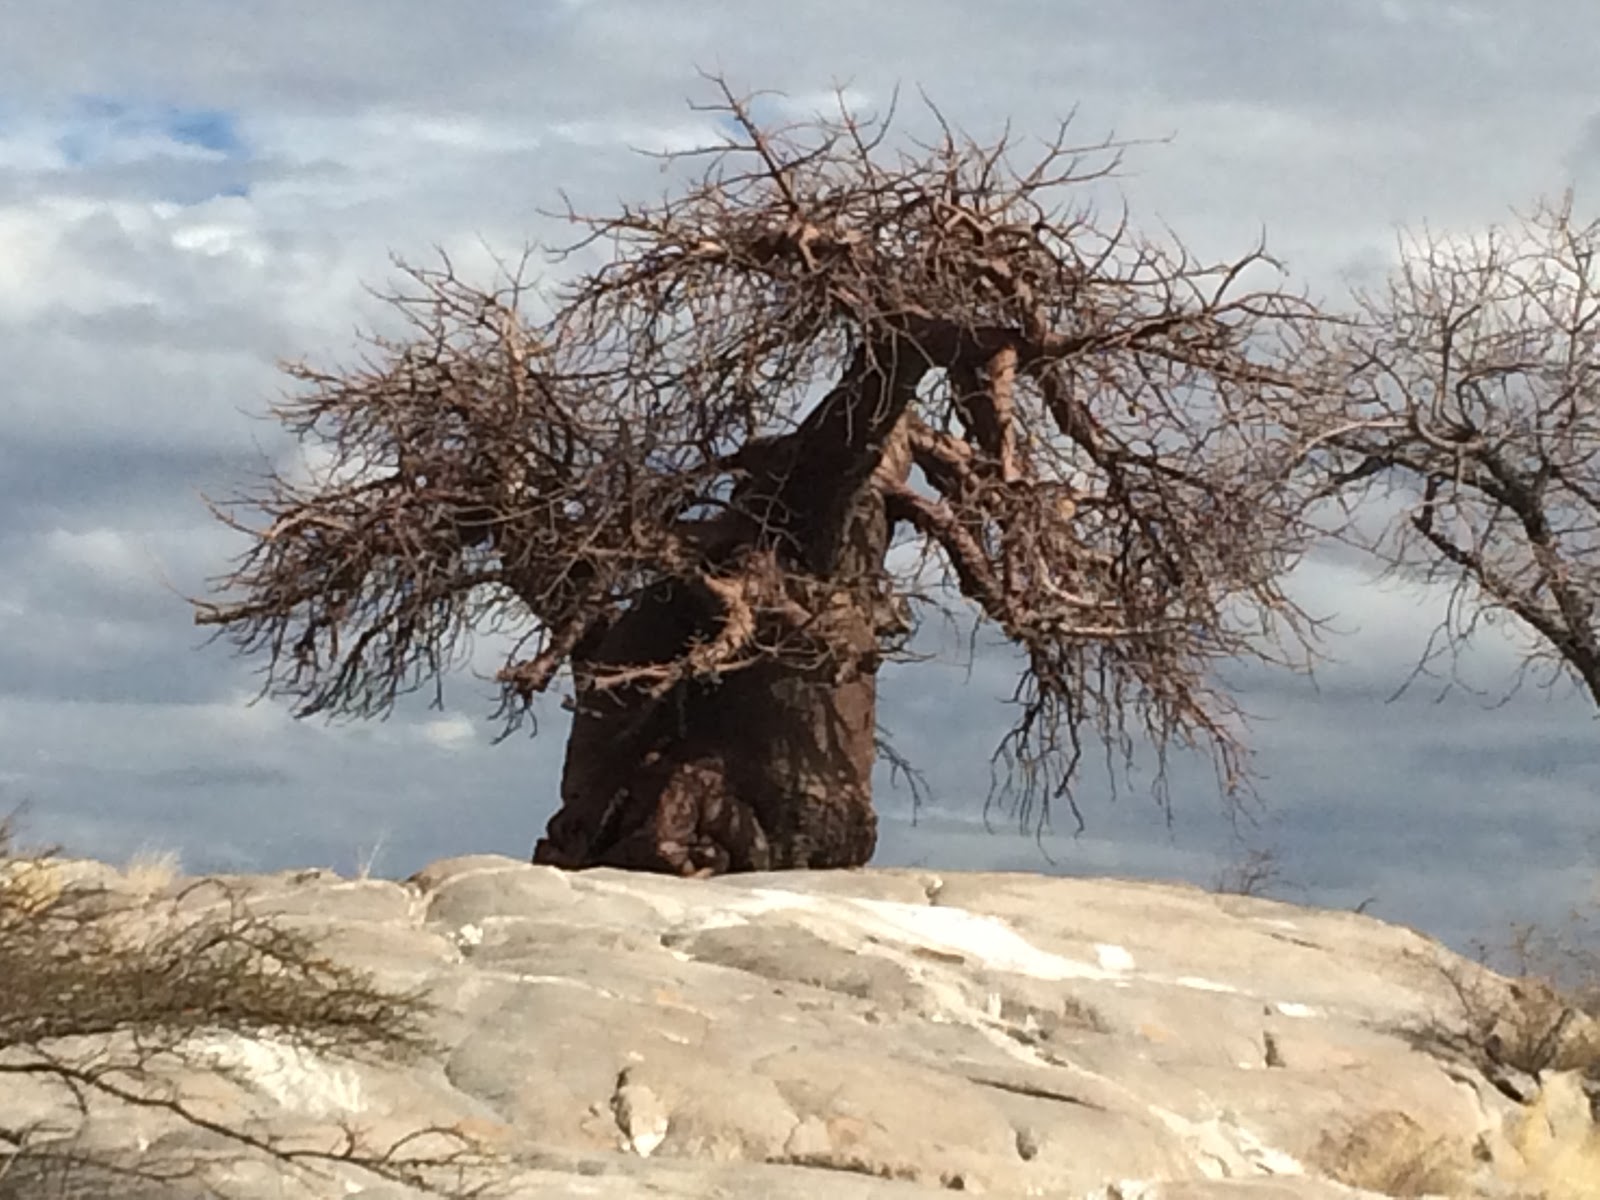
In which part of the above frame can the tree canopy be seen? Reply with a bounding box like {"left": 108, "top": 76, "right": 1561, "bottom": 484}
{"left": 1332, "top": 195, "right": 1600, "bottom": 706}
{"left": 196, "top": 82, "right": 1368, "bottom": 854}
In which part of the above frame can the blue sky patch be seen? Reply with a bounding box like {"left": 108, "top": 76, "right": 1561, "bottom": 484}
{"left": 165, "top": 108, "right": 243, "bottom": 155}
{"left": 52, "top": 95, "right": 251, "bottom": 203}
{"left": 715, "top": 91, "right": 787, "bottom": 140}
{"left": 58, "top": 96, "right": 247, "bottom": 164}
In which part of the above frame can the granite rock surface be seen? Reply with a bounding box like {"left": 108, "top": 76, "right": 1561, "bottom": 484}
{"left": 5, "top": 854, "right": 1598, "bottom": 1198}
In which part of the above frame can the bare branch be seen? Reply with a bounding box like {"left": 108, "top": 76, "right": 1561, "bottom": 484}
{"left": 196, "top": 74, "right": 1346, "bottom": 836}
{"left": 1331, "top": 194, "right": 1600, "bottom": 705}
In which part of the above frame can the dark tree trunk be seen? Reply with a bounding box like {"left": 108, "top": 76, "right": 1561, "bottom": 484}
{"left": 532, "top": 343, "right": 920, "bottom": 875}
{"left": 532, "top": 491, "right": 889, "bottom": 874}
{"left": 533, "top": 603, "right": 881, "bottom": 873}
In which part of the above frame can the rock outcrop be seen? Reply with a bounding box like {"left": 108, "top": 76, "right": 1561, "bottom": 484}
{"left": 5, "top": 855, "right": 1598, "bottom": 1198}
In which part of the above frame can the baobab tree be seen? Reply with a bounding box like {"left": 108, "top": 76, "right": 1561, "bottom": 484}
{"left": 196, "top": 83, "right": 1342, "bottom": 875}
{"left": 1331, "top": 195, "right": 1600, "bottom": 706}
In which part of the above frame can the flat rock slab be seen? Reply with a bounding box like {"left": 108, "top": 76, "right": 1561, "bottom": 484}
{"left": 9, "top": 855, "right": 1598, "bottom": 1198}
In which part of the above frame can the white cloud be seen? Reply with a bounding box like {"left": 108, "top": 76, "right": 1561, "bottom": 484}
{"left": 0, "top": 200, "right": 154, "bottom": 316}
{"left": 167, "top": 218, "right": 267, "bottom": 264}
{"left": 418, "top": 715, "right": 478, "bottom": 751}
{"left": 0, "top": 0, "right": 1596, "bottom": 955}
{"left": 547, "top": 118, "right": 718, "bottom": 154}
{"left": 41, "top": 527, "right": 153, "bottom": 581}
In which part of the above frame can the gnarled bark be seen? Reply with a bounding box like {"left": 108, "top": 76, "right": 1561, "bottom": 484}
{"left": 535, "top": 403, "right": 908, "bottom": 873}
{"left": 535, "top": 624, "right": 881, "bottom": 873}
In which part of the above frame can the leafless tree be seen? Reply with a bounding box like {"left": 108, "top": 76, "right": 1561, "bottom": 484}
{"left": 196, "top": 80, "right": 1344, "bottom": 875}
{"left": 1211, "top": 843, "right": 1291, "bottom": 899}
{"left": 1329, "top": 194, "right": 1600, "bottom": 706}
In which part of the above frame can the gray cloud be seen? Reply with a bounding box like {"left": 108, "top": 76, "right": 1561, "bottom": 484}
{"left": 0, "top": 0, "right": 1596, "bottom": 960}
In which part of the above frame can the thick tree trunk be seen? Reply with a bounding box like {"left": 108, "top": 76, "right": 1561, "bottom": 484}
{"left": 532, "top": 596, "right": 881, "bottom": 873}
{"left": 532, "top": 495, "right": 890, "bottom": 872}
{"left": 532, "top": 345, "right": 919, "bottom": 875}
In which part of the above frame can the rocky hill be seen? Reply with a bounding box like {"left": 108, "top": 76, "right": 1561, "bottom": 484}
{"left": 3, "top": 854, "right": 1598, "bottom": 1198}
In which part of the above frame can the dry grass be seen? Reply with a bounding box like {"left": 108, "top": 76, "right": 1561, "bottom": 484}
{"left": 1504, "top": 1075, "right": 1600, "bottom": 1200}
{"left": 121, "top": 845, "right": 182, "bottom": 895}
{"left": 1312, "top": 1109, "right": 1468, "bottom": 1198}
{"left": 353, "top": 832, "right": 389, "bottom": 882}
{"left": 1312, "top": 1097, "right": 1600, "bottom": 1200}
{"left": 1487, "top": 917, "right": 1600, "bottom": 1200}
{"left": 1385, "top": 903, "right": 1600, "bottom": 1200}
{"left": 0, "top": 815, "right": 496, "bottom": 1198}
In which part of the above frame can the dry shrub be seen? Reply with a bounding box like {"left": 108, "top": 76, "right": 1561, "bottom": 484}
{"left": 1211, "top": 843, "right": 1291, "bottom": 899}
{"left": 1407, "top": 931, "right": 1600, "bottom": 1089}
{"left": 1469, "top": 915, "right": 1600, "bottom": 1082}
{"left": 1471, "top": 973, "right": 1600, "bottom": 1081}
{"left": 121, "top": 845, "right": 183, "bottom": 896}
{"left": 1498, "top": 917, "right": 1600, "bottom": 1022}
{"left": 1389, "top": 913, "right": 1600, "bottom": 1200}
{"left": 0, "top": 816, "right": 496, "bottom": 1198}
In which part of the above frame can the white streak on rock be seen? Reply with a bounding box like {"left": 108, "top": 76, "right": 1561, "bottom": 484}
{"left": 1172, "top": 975, "right": 1238, "bottom": 994}
{"left": 1275, "top": 1001, "right": 1321, "bottom": 1018}
{"left": 191, "top": 1033, "right": 364, "bottom": 1117}
{"left": 1095, "top": 943, "right": 1137, "bottom": 971}
{"left": 780, "top": 891, "right": 1123, "bottom": 982}
{"left": 1147, "top": 1106, "right": 1304, "bottom": 1180}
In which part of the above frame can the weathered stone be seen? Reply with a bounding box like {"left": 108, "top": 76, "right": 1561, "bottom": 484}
{"left": 8, "top": 858, "right": 1596, "bottom": 1198}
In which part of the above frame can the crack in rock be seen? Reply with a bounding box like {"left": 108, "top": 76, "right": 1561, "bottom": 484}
{"left": 610, "top": 1068, "right": 670, "bottom": 1158}
{"left": 964, "top": 1072, "right": 1104, "bottom": 1108}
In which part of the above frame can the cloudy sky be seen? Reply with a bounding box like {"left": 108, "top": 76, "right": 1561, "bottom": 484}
{"left": 3, "top": 0, "right": 1599, "bottom": 957}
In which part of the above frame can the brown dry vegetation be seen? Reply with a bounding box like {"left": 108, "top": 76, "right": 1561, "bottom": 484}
{"left": 1313, "top": 1109, "right": 1469, "bottom": 1198}
{"left": 1370, "top": 911, "right": 1600, "bottom": 1198}
{"left": 0, "top": 816, "right": 496, "bottom": 1198}
{"left": 1448, "top": 915, "right": 1600, "bottom": 1085}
